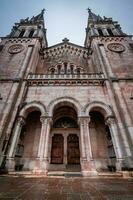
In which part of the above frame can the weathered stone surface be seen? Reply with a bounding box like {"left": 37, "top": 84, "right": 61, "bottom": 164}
{"left": 0, "top": 9, "right": 133, "bottom": 175}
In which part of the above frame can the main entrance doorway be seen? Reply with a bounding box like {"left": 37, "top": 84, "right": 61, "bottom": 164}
{"left": 50, "top": 104, "right": 81, "bottom": 169}
{"left": 51, "top": 134, "right": 64, "bottom": 164}
{"left": 67, "top": 134, "right": 80, "bottom": 164}
{"left": 51, "top": 133, "right": 80, "bottom": 165}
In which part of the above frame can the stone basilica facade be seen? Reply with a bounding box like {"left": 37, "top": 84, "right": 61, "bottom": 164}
{"left": 0, "top": 9, "right": 133, "bottom": 176}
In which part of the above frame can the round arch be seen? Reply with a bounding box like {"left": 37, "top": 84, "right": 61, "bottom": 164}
{"left": 84, "top": 101, "right": 114, "bottom": 118}
{"left": 47, "top": 97, "right": 82, "bottom": 117}
{"left": 19, "top": 101, "right": 47, "bottom": 118}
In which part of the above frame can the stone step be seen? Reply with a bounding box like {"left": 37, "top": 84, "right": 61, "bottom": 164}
{"left": 98, "top": 172, "right": 123, "bottom": 178}
{"left": 49, "top": 164, "right": 81, "bottom": 172}
{"left": 48, "top": 171, "right": 82, "bottom": 177}
{"left": 8, "top": 171, "right": 33, "bottom": 175}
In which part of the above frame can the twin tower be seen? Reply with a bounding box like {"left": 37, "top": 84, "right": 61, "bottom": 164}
{"left": 0, "top": 9, "right": 133, "bottom": 176}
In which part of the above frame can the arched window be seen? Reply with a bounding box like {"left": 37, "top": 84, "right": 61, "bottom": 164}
{"left": 29, "top": 30, "right": 34, "bottom": 38}
{"left": 64, "top": 63, "right": 67, "bottom": 74}
{"left": 70, "top": 65, "right": 74, "bottom": 74}
{"left": 77, "top": 68, "right": 80, "bottom": 75}
{"left": 98, "top": 28, "right": 104, "bottom": 36}
{"left": 19, "top": 29, "right": 25, "bottom": 38}
{"left": 50, "top": 68, "right": 55, "bottom": 75}
{"left": 57, "top": 65, "right": 61, "bottom": 74}
{"left": 107, "top": 28, "right": 114, "bottom": 36}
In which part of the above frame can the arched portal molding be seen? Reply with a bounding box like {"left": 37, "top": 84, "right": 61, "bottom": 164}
{"left": 19, "top": 101, "right": 47, "bottom": 118}
{"left": 47, "top": 96, "right": 83, "bottom": 117}
{"left": 84, "top": 101, "right": 114, "bottom": 118}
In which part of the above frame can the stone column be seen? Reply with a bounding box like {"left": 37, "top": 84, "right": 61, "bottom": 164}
{"left": 102, "top": 28, "right": 109, "bottom": 36}
{"left": 67, "top": 63, "right": 71, "bottom": 74}
{"left": 85, "top": 117, "right": 93, "bottom": 160}
{"left": 43, "top": 118, "right": 52, "bottom": 160}
{"left": 35, "top": 117, "right": 52, "bottom": 174}
{"left": 37, "top": 116, "right": 47, "bottom": 159}
{"left": 6, "top": 116, "right": 25, "bottom": 171}
{"left": 33, "top": 29, "right": 38, "bottom": 37}
{"left": 79, "top": 118, "right": 87, "bottom": 161}
{"left": 60, "top": 64, "right": 65, "bottom": 74}
{"left": 79, "top": 117, "right": 97, "bottom": 176}
{"left": 105, "top": 116, "right": 133, "bottom": 170}
{"left": 23, "top": 29, "right": 30, "bottom": 37}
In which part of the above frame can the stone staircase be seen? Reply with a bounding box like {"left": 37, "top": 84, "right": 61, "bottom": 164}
{"left": 48, "top": 164, "right": 82, "bottom": 177}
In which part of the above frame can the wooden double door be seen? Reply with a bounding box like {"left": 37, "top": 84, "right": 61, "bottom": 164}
{"left": 51, "top": 134, "right": 80, "bottom": 164}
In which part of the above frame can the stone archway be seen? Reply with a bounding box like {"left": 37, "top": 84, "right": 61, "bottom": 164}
{"left": 48, "top": 96, "right": 82, "bottom": 117}
{"left": 49, "top": 101, "right": 81, "bottom": 171}
{"left": 17, "top": 111, "right": 41, "bottom": 171}
{"left": 84, "top": 101, "right": 113, "bottom": 118}
{"left": 19, "top": 101, "right": 46, "bottom": 118}
{"left": 84, "top": 101, "right": 118, "bottom": 172}
{"left": 89, "top": 111, "right": 116, "bottom": 172}
{"left": 6, "top": 101, "right": 47, "bottom": 172}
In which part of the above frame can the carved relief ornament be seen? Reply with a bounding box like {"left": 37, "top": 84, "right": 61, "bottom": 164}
{"left": 8, "top": 44, "right": 24, "bottom": 54}
{"left": 107, "top": 43, "right": 125, "bottom": 53}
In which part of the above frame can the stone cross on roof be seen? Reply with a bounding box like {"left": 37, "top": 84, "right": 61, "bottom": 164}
{"left": 62, "top": 38, "right": 69, "bottom": 43}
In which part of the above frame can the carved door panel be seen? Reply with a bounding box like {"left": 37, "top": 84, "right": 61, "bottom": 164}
{"left": 67, "top": 134, "right": 80, "bottom": 164}
{"left": 51, "top": 134, "right": 64, "bottom": 164}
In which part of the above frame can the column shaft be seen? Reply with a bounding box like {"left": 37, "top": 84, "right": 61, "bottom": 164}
{"left": 86, "top": 119, "right": 93, "bottom": 160}
{"left": 106, "top": 117, "right": 123, "bottom": 159}
{"left": 43, "top": 118, "right": 51, "bottom": 160}
{"left": 8, "top": 117, "right": 25, "bottom": 158}
{"left": 37, "top": 116, "right": 47, "bottom": 159}
{"left": 79, "top": 118, "right": 87, "bottom": 160}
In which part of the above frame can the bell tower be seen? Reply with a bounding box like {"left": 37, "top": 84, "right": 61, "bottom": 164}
{"left": 9, "top": 9, "right": 48, "bottom": 48}
{"left": 84, "top": 8, "right": 126, "bottom": 47}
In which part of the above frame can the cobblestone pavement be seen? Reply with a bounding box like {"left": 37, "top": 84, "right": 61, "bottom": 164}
{"left": 0, "top": 176, "right": 133, "bottom": 200}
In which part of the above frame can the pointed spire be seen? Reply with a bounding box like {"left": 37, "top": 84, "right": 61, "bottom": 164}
{"left": 19, "top": 9, "right": 46, "bottom": 24}
{"left": 87, "top": 8, "right": 103, "bottom": 22}
{"left": 30, "top": 9, "right": 45, "bottom": 23}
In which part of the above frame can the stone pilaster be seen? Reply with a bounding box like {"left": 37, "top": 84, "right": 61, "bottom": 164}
{"left": 6, "top": 116, "right": 25, "bottom": 171}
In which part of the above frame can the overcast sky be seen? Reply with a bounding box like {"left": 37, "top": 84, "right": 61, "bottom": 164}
{"left": 0, "top": 0, "right": 133, "bottom": 46}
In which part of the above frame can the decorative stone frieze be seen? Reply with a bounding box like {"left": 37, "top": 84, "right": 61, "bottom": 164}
{"left": 100, "top": 37, "right": 126, "bottom": 42}
{"left": 7, "top": 38, "right": 32, "bottom": 44}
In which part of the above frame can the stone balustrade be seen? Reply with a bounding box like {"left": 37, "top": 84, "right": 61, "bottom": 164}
{"left": 27, "top": 73, "right": 105, "bottom": 86}
{"left": 27, "top": 73, "right": 105, "bottom": 80}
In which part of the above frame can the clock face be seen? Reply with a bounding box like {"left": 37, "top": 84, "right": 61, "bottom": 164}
{"left": 8, "top": 44, "right": 24, "bottom": 54}
{"left": 107, "top": 43, "right": 125, "bottom": 53}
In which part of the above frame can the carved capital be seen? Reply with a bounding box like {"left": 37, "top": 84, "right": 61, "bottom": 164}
{"left": 40, "top": 116, "right": 46, "bottom": 124}
{"left": 17, "top": 116, "right": 25, "bottom": 126}
{"left": 78, "top": 117, "right": 90, "bottom": 126}
{"left": 40, "top": 116, "right": 53, "bottom": 126}
{"left": 47, "top": 117, "right": 53, "bottom": 126}
{"left": 105, "top": 116, "right": 115, "bottom": 126}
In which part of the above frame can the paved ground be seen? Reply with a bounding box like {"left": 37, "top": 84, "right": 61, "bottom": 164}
{"left": 0, "top": 176, "right": 133, "bottom": 200}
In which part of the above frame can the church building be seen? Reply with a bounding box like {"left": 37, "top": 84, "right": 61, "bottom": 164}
{"left": 0, "top": 9, "right": 133, "bottom": 176}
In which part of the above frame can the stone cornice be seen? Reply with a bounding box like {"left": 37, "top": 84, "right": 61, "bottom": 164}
{"left": 0, "top": 74, "right": 133, "bottom": 86}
